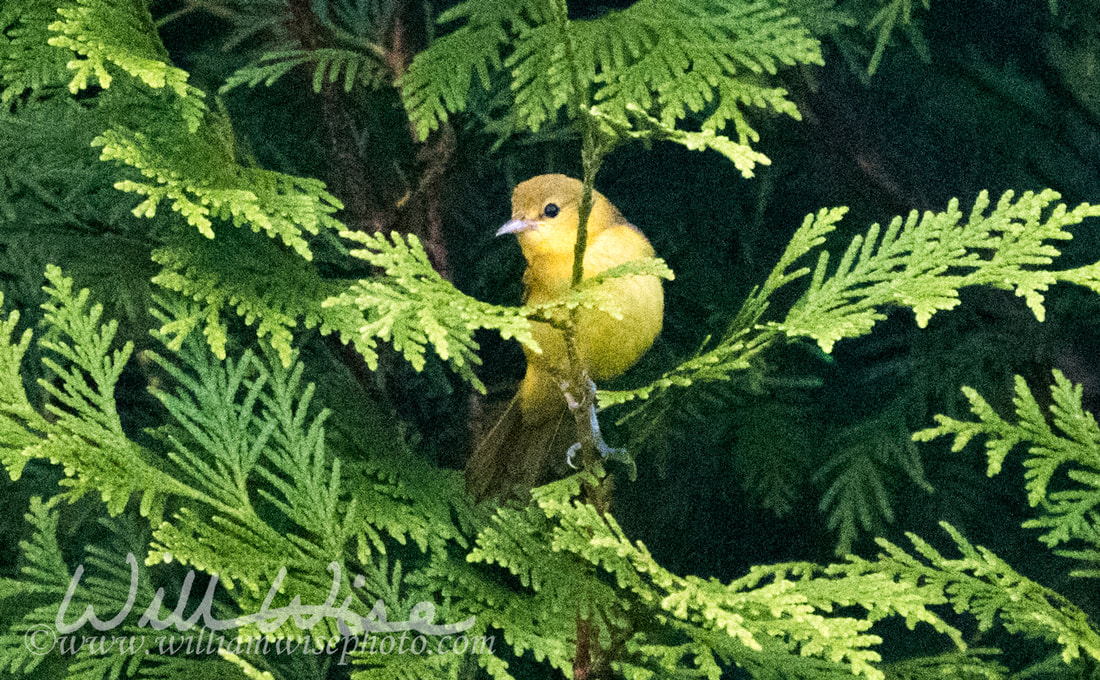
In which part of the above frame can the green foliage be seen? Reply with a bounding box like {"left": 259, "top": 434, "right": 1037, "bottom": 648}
{"left": 781, "top": 190, "right": 1100, "bottom": 346}
{"left": 325, "top": 230, "right": 674, "bottom": 391}
{"left": 0, "top": 299, "right": 49, "bottom": 482}
{"left": 1, "top": 2, "right": 161, "bottom": 323}
{"left": 841, "top": 0, "right": 931, "bottom": 77}
{"left": 324, "top": 230, "right": 538, "bottom": 391}
{"left": 453, "top": 472, "right": 919, "bottom": 678}
{"left": 863, "top": 0, "right": 930, "bottom": 75}
{"left": 459, "top": 474, "right": 1100, "bottom": 679}
{"left": 221, "top": 48, "right": 388, "bottom": 94}
{"left": 882, "top": 649, "right": 1008, "bottom": 679}
{"left": 598, "top": 104, "right": 774, "bottom": 178}
{"left": 49, "top": 0, "right": 207, "bottom": 131}
{"left": 0, "top": 269, "right": 478, "bottom": 676}
{"left": 916, "top": 370, "right": 1100, "bottom": 578}
{"left": 818, "top": 403, "right": 932, "bottom": 555}
{"left": 0, "top": 497, "right": 66, "bottom": 677}
{"left": 0, "top": 266, "right": 175, "bottom": 516}
{"left": 0, "top": 498, "right": 233, "bottom": 678}
{"left": 4, "top": 1, "right": 1100, "bottom": 679}
{"left": 149, "top": 221, "right": 367, "bottom": 367}
{"left": 95, "top": 124, "right": 343, "bottom": 259}
{"left": 0, "top": 0, "right": 74, "bottom": 103}
{"left": 845, "top": 522, "right": 1100, "bottom": 665}
{"left": 8, "top": 266, "right": 1099, "bottom": 678}
{"left": 2, "top": 0, "right": 351, "bottom": 365}
{"left": 402, "top": 0, "right": 822, "bottom": 175}
{"left": 605, "top": 191, "right": 1100, "bottom": 412}
{"left": 598, "top": 190, "right": 1100, "bottom": 554}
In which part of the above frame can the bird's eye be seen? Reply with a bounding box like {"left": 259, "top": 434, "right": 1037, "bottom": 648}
{"left": 543, "top": 203, "right": 560, "bottom": 218}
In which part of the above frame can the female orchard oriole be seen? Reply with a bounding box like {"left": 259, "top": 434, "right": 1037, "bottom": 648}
{"left": 466, "top": 174, "right": 664, "bottom": 500}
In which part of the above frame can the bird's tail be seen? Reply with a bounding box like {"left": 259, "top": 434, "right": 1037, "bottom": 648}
{"left": 465, "top": 393, "right": 571, "bottom": 502}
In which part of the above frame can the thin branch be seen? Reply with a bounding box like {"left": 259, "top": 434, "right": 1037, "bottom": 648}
{"left": 552, "top": 1, "right": 617, "bottom": 676}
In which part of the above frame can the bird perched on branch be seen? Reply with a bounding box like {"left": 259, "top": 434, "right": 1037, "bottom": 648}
{"left": 466, "top": 174, "right": 664, "bottom": 501}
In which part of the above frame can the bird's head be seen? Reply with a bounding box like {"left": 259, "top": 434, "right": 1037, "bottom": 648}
{"left": 497, "top": 174, "right": 622, "bottom": 258}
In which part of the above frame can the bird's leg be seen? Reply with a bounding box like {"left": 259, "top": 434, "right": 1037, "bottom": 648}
{"left": 562, "top": 375, "right": 628, "bottom": 470}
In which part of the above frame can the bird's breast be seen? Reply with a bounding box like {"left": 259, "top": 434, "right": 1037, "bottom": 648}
{"left": 522, "top": 223, "right": 664, "bottom": 381}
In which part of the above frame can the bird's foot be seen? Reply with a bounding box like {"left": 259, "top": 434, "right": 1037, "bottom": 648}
{"left": 566, "top": 440, "right": 628, "bottom": 469}
{"left": 561, "top": 375, "right": 629, "bottom": 470}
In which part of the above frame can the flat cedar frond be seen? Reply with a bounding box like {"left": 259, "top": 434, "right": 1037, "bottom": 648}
{"left": 27, "top": 266, "right": 190, "bottom": 517}
{"left": 880, "top": 649, "right": 1008, "bottom": 679}
{"left": 863, "top": 0, "right": 931, "bottom": 76}
{"left": 0, "top": 0, "right": 75, "bottom": 103}
{"left": 221, "top": 47, "right": 389, "bottom": 94}
{"left": 48, "top": 0, "right": 207, "bottom": 131}
{"left": 151, "top": 227, "right": 362, "bottom": 366}
{"left": 325, "top": 230, "right": 539, "bottom": 392}
{"left": 844, "top": 522, "right": 1100, "bottom": 664}
{"left": 574, "top": 257, "right": 675, "bottom": 290}
{"left": 916, "top": 370, "right": 1100, "bottom": 575}
{"left": 0, "top": 499, "right": 65, "bottom": 676}
{"left": 817, "top": 402, "right": 932, "bottom": 555}
{"left": 780, "top": 190, "right": 1099, "bottom": 348}
{"left": 400, "top": 0, "right": 550, "bottom": 139}
{"left": 0, "top": 271, "right": 475, "bottom": 668}
{"left": 601, "top": 205, "right": 848, "bottom": 408}
{"left": 0, "top": 302, "right": 49, "bottom": 482}
{"left": 579, "top": 0, "right": 819, "bottom": 129}
{"left": 608, "top": 191, "right": 1100, "bottom": 409}
{"left": 599, "top": 105, "right": 774, "bottom": 177}
{"left": 0, "top": 499, "right": 200, "bottom": 678}
{"left": 458, "top": 474, "right": 993, "bottom": 679}
{"left": 815, "top": 0, "right": 935, "bottom": 82}
{"left": 97, "top": 125, "right": 343, "bottom": 261}
{"left": 606, "top": 191, "right": 1100, "bottom": 558}
{"left": 327, "top": 233, "right": 675, "bottom": 390}
{"left": 403, "top": 0, "right": 821, "bottom": 175}
{"left": 6, "top": 0, "right": 349, "bottom": 363}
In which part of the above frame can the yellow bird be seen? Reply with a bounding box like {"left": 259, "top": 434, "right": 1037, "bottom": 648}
{"left": 466, "top": 174, "right": 664, "bottom": 500}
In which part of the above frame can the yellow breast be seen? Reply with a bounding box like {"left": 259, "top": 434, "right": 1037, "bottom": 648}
{"left": 524, "top": 222, "right": 663, "bottom": 381}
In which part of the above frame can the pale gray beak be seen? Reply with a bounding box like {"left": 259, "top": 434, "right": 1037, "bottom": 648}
{"left": 496, "top": 218, "right": 536, "bottom": 236}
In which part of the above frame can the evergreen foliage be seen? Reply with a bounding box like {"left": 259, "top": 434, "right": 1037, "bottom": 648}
{"left": 402, "top": 0, "right": 822, "bottom": 175}
{"left": 222, "top": 48, "right": 389, "bottom": 94}
{"left": 2, "top": 0, "right": 1100, "bottom": 679}
{"left": 601, "top": 191, "right": 1100, "bottom": 554}
{"left": 0, "top": 270, "right": 479, "bottom": 675}
{"left": 608, "top": 191, "right": 1100, "bottom": 408}
{"left": 917, "top": 369, "right": 1100, "bottom": 579}
{"left": 323, "top": 230, "right": 539, "bottom": 389}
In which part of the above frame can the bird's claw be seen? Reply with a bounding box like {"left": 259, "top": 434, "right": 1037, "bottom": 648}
{"left": 567, "top": 440, "right": 626, "bottom": 470}
{"left": 566, "top": 443, "right": 581, "bottom": 469}
{"left": 561, "top": 374, "right": 631, "bottom": 471}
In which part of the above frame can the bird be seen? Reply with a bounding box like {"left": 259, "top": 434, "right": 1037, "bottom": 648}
{"left": 466, "top": 174, "right": 664, "bottom": 501}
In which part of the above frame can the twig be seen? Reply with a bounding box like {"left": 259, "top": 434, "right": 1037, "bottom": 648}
{"left": 552, "top": 1, "right": 619, "bottom": 676}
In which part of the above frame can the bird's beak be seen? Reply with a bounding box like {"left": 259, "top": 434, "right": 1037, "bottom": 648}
{"left": 496, "top": 218, "right": 536, "bottom": 237}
